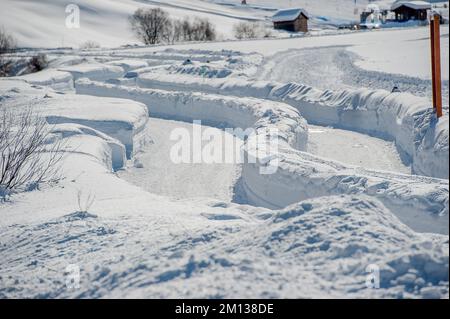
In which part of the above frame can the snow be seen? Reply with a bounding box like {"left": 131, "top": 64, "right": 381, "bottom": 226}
{"left": 135, "top": 68, "right": 448, "bottom": 179}
{"left": 307, "top": 125, "right": 411, "bottom": 174}
{"left": 391, "top": 1, "right": 432, "bottom": 10}
{"left": 76, "top": 78, "right": 449, "bottom": 234}
{"left": 118, "top": 118, "right": 243, "bottom": 201}
{"left": 58, "top": 63, "right": 125, "bottom": 81}
{"left": 1, "top": 5, "right": 449, "bottom": 299}
{"left": 1, "top": 188, "right": 448, "bottom": 298}
{"left": 0, "top": 0, "right": 267, "bottom": 47}
{"left": 106, "top": 59, "right": 149, "bottom": 72}
{"left": 143, "top": 26, "right": 449, "bottom": 82}
{"left": 0, "top": 0, "right": 426, "bottom": 48}
{"left": 348, "top": 32, "right": 449, "bottom": 81}
{"left": 15, "top": 69, "right": 74, "bottom": 92}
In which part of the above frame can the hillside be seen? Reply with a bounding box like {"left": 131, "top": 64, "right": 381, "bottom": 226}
{"left": 0, "top": 0, "right": 385, "bottom": 48}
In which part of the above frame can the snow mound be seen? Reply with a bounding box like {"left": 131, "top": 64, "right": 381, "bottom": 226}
{"left": 106, "top": 60, "right": 149, "bottom": 72}
{"left": 40, "top": 94, "right": 148, "bottom": 158}
{"left": 51, "top": 123, "right": 127, "bottom": 171}
{"left": 58, "top": 63, "right": 124, "bottom": 81}
{"left": 2, "top": 194, "right": 446, "bottom": 298}
{"left": 0, "top": 80, "right": 149, "bottom": 160}
{"left": 15, "top": 69, "right": 74, "bottom": 92}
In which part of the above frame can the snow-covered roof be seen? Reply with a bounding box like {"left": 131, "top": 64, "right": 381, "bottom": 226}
{"left": 272, "top": 8, "right": 309, "bottom": 23}
{"left": 391, "top": 1, "right": 432, "bottom": 11}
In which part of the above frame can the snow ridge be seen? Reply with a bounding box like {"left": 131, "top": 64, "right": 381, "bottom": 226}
{"left": 137, "top": 72, "right": 449, "bottom": 179}
{"left": 76, "top": 78, "right": 449, "bottom": 234}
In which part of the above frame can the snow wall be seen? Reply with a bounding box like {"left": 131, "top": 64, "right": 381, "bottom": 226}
{"left": 76, "top": 79, "right": 449, "bottom": 234}
{"left": 137, "top": 74, "right": 449, "bottom": 180}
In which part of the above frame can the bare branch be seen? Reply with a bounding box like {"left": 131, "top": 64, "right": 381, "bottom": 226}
{"left": 0, "top": 105, "right": 65, "bottom": 197}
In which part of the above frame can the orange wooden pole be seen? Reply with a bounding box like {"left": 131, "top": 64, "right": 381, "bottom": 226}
{"left": 431, "top": 14, "right": 443, "bottom": 118}
{"left": 430, "top": 16, "right": 437, "bottom": 112}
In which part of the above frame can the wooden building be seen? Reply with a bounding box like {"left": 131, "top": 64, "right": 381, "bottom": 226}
{"left": 391, "top": 1, "right": 431, "bottom": 22}
{"left": 272, "top": 8, "right": 309, "bottom": 33}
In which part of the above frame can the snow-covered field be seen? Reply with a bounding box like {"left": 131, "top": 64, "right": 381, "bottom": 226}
{"left": 0, "top": 0, "right": 414, "bottom": 47}
{"left": 0, "top": 1, "right": 449, "bottom": 299}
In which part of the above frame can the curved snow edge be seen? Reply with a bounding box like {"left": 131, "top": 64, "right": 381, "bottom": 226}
{"left": 138, "top": 73, "right": 449, "bottom": 179}
{"left": 76, "top": 79, "right": 449, "bottom": 234}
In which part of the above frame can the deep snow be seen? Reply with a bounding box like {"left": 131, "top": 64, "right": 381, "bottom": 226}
{"left": 0, "top": 17, "right": 449, "bottom": 299}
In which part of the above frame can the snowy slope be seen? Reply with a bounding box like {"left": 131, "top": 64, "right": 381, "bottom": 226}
{"left": 0, "top": 0, "right": 388, "bottom": 48}
{"left": 0, "top": 0, "right": 244, "bottom": 47}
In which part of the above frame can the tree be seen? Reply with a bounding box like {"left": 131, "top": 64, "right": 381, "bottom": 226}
{"left": 0, "top": 27, "right": 16, "bottom": 77}
{"left": 0, "top": 27, "right": 15, "bottom": 55}
{"left": 129, "top": 8, "right": 171, "bottom": 45}
{"left": 129, "top": 8, "right": 217, "bottom": 45}
{"left": 191, "top": 18, "right": 216, "bottom": 41}
{"left": 233, "top": 21, "right": 271, "bottom": 39}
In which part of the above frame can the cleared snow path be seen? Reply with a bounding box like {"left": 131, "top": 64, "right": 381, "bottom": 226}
{"left": 308, "top": 125, "right": 411, "bottom": 174}
{"left": 258, "top": 46, "right": 449, "bottom": 113}
{"left": 118, "top": 118, "right": 243, "bottom": 201}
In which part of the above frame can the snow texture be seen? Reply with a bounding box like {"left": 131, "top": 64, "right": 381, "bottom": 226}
{"left": 76, "top": 78, "right": 449, "bottom": 234}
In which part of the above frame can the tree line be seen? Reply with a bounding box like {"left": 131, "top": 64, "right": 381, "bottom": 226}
{"left": 129, "top": 8, "right": 217, "bottom": 45}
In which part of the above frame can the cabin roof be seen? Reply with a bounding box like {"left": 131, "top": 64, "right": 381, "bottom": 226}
{"left": 391, "top": 1, "right": 431, "bottom": 11}
{"left": 272, "top": 8, "right": 309, "bottom": 23}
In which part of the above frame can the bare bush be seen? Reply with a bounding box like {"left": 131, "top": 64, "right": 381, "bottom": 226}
{"left": 190, "top": 18, "right": 216, "bottom": 41}
{"left": 0, "top": 27, "right": 16, "bottom": 77}
{"left": 129, "top": 8, "right": 216, "bottom": 45}
{"left": 77, "top": 190, "right": 96, "bottom": 213}
{"left": 233, "top": 21, "right": 271, "bottom": 39}
{"left": 0, "top": 106, "right": 64, "bottom": 197}
{"left": 0, "top": 27, "right": 15, "bottom": 55}
{"left": 0, "top": 59, "right": 13, "bottom": 77}
{"left": 79, "top": 40, "right": 101, "bottom": 50}
{"left": 129, "top": 8, "right": 171, "bottom": 45}
{"left": 28, "top": 54, "right": 48, "bottom": 73}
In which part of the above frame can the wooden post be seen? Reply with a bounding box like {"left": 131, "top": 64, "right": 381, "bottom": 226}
{"left": 430, "top": 14, "right": 443, "bottom": 118}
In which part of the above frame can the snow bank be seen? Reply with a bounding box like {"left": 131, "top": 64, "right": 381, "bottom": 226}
{"left": 0, "top": 79, "right": 148, "bottom": 161}
{"left": 51, "top": 123, "right": 127, "bottom": 171}
{"left": 15, "top": 69, "right": 74, "bottom": 92}
{"left": 37, "top": 94, "right": 149, "bottom": 158}
{"left": 76, "top": 78, "right": 308, "bottom": 151}
{"left": 106, "top": 60, "right": 149, "bottom": 72}
{"left": 58, "top": 63, "right": 125, "bottom": 81}
{"left": 76, "top": 79, "right": 449, "bottom": 234}
{"left": 138, "top": 73, "right": 449, "bottom": 179}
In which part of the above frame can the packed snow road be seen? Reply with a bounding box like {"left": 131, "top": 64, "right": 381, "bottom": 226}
{"left": 308, "top": 125, "right": 411, "bottom": 174}
{"left": 257, "top": 46, "right": 449, "bottom": 112}
{"left": 118, "top": 118, "right": 411, "bottom": 205}
{"left": 118, "top": 118, "right": 243, "bottom": 202}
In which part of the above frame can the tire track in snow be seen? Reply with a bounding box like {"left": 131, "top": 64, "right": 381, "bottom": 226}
{"left": 257, "top": 46, "right": 449, "bottom": 113}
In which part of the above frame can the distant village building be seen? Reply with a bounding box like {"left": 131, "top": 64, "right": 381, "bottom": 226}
{"left": 272, "top": 8, "right": 309, "bottom": 33}
{"left": 360, "top": 4, "right": 386, "bottom": 28}
{"left": 391, "top": 1, "right": 431, "bottom": 22}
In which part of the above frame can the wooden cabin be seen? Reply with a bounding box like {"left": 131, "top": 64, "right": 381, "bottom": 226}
{"left": 391, "top": 1, "right": 431, "bottom": 22}
{"left": 272, "top": 8, "right": 309, "bottom": 33}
